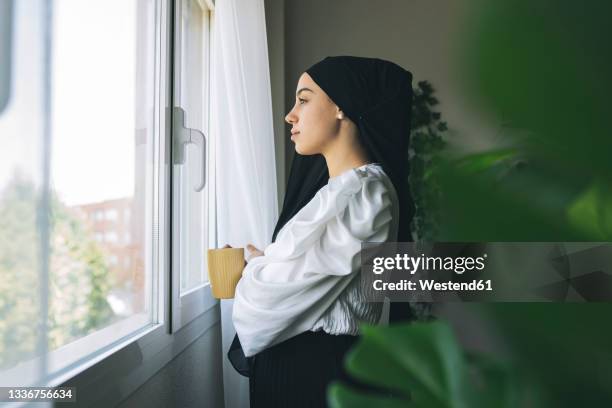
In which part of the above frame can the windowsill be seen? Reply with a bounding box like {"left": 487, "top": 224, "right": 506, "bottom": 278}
{"left": 173, "top": 281, "right": 219, "bottom": 332}
{"left": 1, "top": 313, "right": 154, "bottom": 388}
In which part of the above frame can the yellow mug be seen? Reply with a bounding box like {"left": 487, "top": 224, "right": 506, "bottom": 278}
{"left": 207, "top": 247, "right": 245, "bottom": 299}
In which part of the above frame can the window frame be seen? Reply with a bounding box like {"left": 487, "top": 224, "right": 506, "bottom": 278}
{"left": 169, "top": 0, "right": 218, "bottom": 333}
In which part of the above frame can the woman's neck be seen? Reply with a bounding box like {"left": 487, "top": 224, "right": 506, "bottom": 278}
{"left": 323, "top": 150, "right": 371, "bottom": 179}
{"left": 322, "top": 120, "right": 371, "bottom": 178}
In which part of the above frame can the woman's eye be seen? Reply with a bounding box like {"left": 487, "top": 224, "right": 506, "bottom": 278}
{"left": 298, "top": 98, "right": 306, "bottom": 105}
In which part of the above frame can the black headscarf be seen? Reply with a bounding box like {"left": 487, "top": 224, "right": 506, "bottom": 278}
{"left": 229, "top": 56, "right": 416, "bottom": 377}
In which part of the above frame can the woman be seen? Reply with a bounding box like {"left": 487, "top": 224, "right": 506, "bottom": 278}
{"left": 229, "top": 56, "right": 416, "bottom": 407}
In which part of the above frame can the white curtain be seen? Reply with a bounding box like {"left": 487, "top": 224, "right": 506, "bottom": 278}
{"left": 211, "top": 0, "right": 278, "bottom": 407}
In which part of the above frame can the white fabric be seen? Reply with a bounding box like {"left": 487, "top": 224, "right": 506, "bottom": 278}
{"left": 211, "top": 0, "right": 277, "bottom": 407}
{"left": 233, "top": 163, "right": 399, "bottom": 357}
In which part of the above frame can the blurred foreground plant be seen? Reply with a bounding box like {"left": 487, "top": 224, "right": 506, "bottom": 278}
{"left": 328, "top": 321, "right": 539, "bottom": 408}
{"left": 329, "top": 0, "right": 612, "bottom": 406}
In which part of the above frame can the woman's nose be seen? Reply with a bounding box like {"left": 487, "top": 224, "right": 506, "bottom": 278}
{"left": 285, "top": 109, "right": 296, "bottom": 124}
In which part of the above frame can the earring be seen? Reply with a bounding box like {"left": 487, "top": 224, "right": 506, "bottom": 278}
{"left": 337, "top": 113, "right": 344, "bottom": 120}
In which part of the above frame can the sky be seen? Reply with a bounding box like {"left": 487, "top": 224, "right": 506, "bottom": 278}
{"left": 0, "top": 0, "right": 143, "bottom": 207}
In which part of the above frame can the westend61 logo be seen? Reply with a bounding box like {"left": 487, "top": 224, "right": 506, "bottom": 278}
{"left": 371, "top": 253, "right": 488, "bottom": 275}
{"left": 362, "top": 242, "right": 612, "bottom": 302}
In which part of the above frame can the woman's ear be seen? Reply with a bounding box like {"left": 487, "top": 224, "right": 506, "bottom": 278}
{"left": 336, "top": 108, "right": 344, "bottom": 120}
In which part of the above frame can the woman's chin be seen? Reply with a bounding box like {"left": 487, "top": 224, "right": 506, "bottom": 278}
{"left": 294, "top": 143, "right": 305, "bottom": 154}
{"left": 295, "top": 145, "right": 317, "bottom": 155}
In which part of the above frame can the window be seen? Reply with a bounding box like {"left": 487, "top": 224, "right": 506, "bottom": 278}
{"left": 105, "top": 231, "right": 119, "bottom": 244}
{"left": 108, "top": 255, "right": 119, "bottom": 267}
{"left": 105, "top": 209, "right": 118, "bottom": 221}
{"left": 170, "top": 0, "right": 217, "bottom": 332}
{"left": 0, "top": 0, "right": 160, "bottom": 386}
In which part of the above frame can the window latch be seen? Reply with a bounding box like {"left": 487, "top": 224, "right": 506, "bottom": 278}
{"left": 172, "top": 106, "right": 207, "bottom": 192}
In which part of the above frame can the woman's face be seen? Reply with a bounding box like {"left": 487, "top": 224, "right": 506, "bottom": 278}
{"left": 285, "top": 72, "right": 341, "bottom": 155}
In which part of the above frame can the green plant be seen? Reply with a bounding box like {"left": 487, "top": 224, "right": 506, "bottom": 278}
{"left": 409, "top": 81, "right": 448, "bottom": 242}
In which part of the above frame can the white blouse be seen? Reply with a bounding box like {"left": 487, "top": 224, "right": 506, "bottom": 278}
{"left": 232, "top": 163, "right": 399, "bottom": 357}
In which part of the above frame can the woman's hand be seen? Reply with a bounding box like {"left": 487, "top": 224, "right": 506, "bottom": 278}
{"left": 222, "top": 243, "right": 263, "bottom": 266}
{"left": 246, "top": 243, "right": 264, "bottom": 259}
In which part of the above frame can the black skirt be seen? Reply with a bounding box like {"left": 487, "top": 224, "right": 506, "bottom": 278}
{"left": 228, "top": 331, "right": 385, "bottom": 408}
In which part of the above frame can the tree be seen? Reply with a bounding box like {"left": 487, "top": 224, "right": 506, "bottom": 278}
{"left": 0, "top": 172, "right": 116, "bottom": 370}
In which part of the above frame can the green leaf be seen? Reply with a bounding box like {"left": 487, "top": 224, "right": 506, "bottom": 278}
{"left": 567, "top": 179, "right": 612, "bottom": 240}
{"left": 327, "top": 382, "right": 413, "bottom": 408}
{"left": 343, "top": 322, "right": 468, "bottom": 408}
{"left": 454, "top": 148, "right": 518, "bottom": 173}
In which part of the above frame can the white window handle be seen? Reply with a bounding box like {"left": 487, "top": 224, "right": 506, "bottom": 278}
{"left": 172, "top": 106, "right": 207, "bottom": 192}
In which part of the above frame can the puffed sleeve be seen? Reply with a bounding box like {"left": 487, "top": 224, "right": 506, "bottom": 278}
{"left": 232, "top": 169, "right": 397, "bottom": 357}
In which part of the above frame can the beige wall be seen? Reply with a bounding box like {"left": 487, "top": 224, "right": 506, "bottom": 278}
{"left": 266, "top": 0, "right": 502, "bottom": 191}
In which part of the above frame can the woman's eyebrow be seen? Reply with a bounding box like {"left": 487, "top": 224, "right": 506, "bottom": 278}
{"left": 296, "top": 87, "right": 314, "bottom": 96}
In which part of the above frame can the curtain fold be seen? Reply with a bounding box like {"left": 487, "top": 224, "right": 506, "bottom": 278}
{"left": 211, "top": 0, "right": 278, "bottom": 407}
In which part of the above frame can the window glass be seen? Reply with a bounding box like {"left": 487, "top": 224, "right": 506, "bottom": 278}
{"left": 0, "top": 0, "right": 158, "bottom": 377}
{"left": 174, "top": 0, "right": 212, "bottom": 293}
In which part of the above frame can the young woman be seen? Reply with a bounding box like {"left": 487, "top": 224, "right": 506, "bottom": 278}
{"left": 228, "top": 56, "right": 416, "bottom": 407}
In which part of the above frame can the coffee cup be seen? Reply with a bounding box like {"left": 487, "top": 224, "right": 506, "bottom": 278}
{"left": 207, "top": 247, "right": 246, "bottom": 299}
